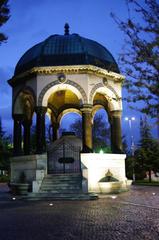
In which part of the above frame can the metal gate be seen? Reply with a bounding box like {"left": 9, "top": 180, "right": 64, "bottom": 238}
{"left": 47, "top": 140, "right": 81, "bottom": 174}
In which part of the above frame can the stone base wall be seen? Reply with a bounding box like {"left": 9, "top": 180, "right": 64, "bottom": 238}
{"left": 10, "top": 154, "right": 47, "bottom": 184}
{"left": 10, "top": 153, "right": 130, "bottom": 194}
{"left": 81, "top": 153, "right": 128, "bottom": 193}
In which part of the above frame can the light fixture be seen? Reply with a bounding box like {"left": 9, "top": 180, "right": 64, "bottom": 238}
{"left": 99, "top": 149, "right": 104, "bottom": 154}
{"left": 111, "top": 195, "right": 117, "bottom": 199}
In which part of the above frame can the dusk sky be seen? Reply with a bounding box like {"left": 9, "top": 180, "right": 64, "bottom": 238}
{"left": 0, "top": 0, "right": 157, "bottom": 146}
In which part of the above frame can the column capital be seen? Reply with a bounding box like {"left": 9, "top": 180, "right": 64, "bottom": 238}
{"left": 110, "top": 110, "right": 122, "bottom": 118}
{"left": 80, "top": 104, "right": 93, "bottom": 113}
{"left": 35, "top": 106, "right": 47, "bottom": 114}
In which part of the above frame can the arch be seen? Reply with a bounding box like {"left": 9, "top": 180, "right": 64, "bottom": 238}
{"left": 90, "top": 83, "right": 121, "bottom": 111}
{"left": 13, "top": 87, "right": 36, "bottom": 119}
{"left": 92, "top": 104, "right": 105, "bottom": 120}
{"left": 89, "top": 82, "right": 120, "bottom": 103}
{"left": 57, "top": 108, "right": 82, "bottom": 125}
{"left": 92, "top": 108, "right": 111, "bottom": 152}
{"left": 38, "top": 80, "right": 87, "bottom": 106}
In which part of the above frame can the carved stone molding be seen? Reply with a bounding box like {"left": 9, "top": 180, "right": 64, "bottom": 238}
{"left": 38, "top": 79, "right": 87, "bottom": 106}
{"left": 11, "top": 65, "right": 125, "bottom": 85}
{"left": 89, "top": 82, "right": 121, "bottom": 103}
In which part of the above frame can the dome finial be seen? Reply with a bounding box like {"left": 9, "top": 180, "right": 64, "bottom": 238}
{"left": 64, "top": 23, "right": 69, "bottom": 35}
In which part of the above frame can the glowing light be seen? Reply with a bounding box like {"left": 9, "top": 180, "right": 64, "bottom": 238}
{"left": 12, "top": 197, "right": 16, "bottom": 200}
{"left": 152, "top": 193, "right": 156, "bottom": 195}
{"left": 111, "top": 195, "right": 117, "bottom": 199}
{"left": 125, "top": 117, "right": 129, "bottom": 121}
{"left": 131, "top": 117, "right": 135, "bottom": 121}
{"left": 49, "top": 203, "right": 53, "bottom": 206}
{"left": 99, "top": 149, "right": 104, "bottom": 154}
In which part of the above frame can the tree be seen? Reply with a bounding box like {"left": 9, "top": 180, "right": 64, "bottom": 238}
{"left": 0, "top": 0, "right": 10, "bottom": 44}
{"left": 122, "top": 134, "right": 128, "bottom": 154}
{"left": 111, "top": 0, "right": 159, "bottom": 118}
{"left": 70, "top": 115, "right": 111, "bottom": 152}
{"left": 0, "top": 117, "right": 12, "bottom": 172}
{"left": 135, "top": 117, "right": 159, "bottom": 182}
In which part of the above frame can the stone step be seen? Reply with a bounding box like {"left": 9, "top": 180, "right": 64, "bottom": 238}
{"left": 42, "top": 180, "right": 81, "bottom": 184}
{"left": 26, "top": 192, "right": 98, "bottom": 200}
{"left": 45, "top": 174, "right": 81, "bottom": 179}
{"left": 40, "top": 173, "right": 83, "bottom": 194}
{"left": 45, "top": 176, "right": 81, "bottom": 181}
{"left": 39, "top": 189, "right": 82, "bottom": 194}
{"left": 40, "top": 187, "right": 81, "bottom": 192}
{"left": 40, "top": 186, "right": 81, "bottom": 191}
{"left": 41, "top": 183, "right": 81, "bottom": 186}
{"left": 41, "top": 183, "right": 81, "bottom": 188}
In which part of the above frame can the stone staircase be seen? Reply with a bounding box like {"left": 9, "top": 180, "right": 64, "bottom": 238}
{"left": 28, "top": 173, "right": 98, "bottom": 200}
{"left": 40, "top": 173, "right": 82, "bottom": 193}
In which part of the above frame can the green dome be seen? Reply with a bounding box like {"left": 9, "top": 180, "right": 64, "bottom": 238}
{"left": 15, "top": 32, "right": 119, "bottom": 75}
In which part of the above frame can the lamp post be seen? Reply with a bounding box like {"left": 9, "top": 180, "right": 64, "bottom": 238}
{"left": 125, "top": 117, "right": 136, "bottom": 181}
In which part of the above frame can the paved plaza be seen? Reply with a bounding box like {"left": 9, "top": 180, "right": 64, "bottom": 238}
{"left": 0, "top": 184, "right": 159, "bottom": 240}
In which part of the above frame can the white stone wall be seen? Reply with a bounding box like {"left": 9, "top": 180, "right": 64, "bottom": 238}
{"left": 81, "top": 153, "right": 127, "bottom": 192}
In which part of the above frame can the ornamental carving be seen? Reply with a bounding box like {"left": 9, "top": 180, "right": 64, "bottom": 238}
{"left": 89, "top": 82, "right": 121, "bottom": 103}
{"left": 38, "top": 79, "right": 87, "bottom": 106}
{"left": 58, "top": 73, "right": 67, "bottom": 83}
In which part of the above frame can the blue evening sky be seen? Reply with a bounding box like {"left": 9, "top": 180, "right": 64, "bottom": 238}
{"left": 0, "top": 0, "right": 158, "bottom": 146}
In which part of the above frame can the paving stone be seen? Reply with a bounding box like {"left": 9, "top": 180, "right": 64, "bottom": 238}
{"left": 0, "top": 184, "right": 159, "bottom": 240}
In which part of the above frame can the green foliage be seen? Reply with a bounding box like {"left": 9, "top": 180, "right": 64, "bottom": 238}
{"left": 112, "top": 0, "right": 159, "bottom": 118}
{"left": 0, "top": 0, "right": 10, "bottom": 44}
{"left": 134, "top": 180, "right": 159, "bottom": 186}
{"left": 134, "top": 117, "right": 159, "bottom": 182}
{"left": 125, "top": 156, "right": 134, "bottom": 179}
{"left": 0, "top": 174, "right": 10, "bottom": 182}
{"left": 0, "top": 117, "right": 12, "bottom": 171}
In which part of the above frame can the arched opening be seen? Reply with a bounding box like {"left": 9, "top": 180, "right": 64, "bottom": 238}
{"left": 59, "top": 112, "right": 82, "bottom": 138}
{"left": 41, "top": 82, "right": 85, "bottom": 107}
{"left": 92, "top": 109, "right": 111, "bottom": 153}
{"left": 92, "top": 92, "right": 111, "bottom": 153}
{"left": 92, "top": 91, "right": 122, "bottom": 153}
{"left": 45, "top": 88, "right": 82, "bottom": 142}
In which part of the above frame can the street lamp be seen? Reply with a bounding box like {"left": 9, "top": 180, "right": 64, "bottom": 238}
{"left": 125, "top": 117, "right": 136, "bottom": 181}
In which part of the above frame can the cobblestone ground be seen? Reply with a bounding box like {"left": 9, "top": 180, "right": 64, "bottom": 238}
{"left": 0, "top": 184, "right": 159, "bottom": 240}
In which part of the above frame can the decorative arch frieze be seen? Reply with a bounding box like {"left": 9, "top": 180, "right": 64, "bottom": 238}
{"left": 89, "top": 82, "right": 120, "bottom": 103}
{"left": 38, "top": 79, "right": 87, "bottom": 106}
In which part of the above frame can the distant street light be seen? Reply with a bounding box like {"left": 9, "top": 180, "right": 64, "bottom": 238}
{"left": 125, "top": 117, "right": 136, "bottom": 181}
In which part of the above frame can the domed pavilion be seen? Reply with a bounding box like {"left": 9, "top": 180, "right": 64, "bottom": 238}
{"left": 9, "top": 24, "right": 130, "bottom": 197}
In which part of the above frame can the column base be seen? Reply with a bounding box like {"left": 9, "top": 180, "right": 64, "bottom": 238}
{"left": 81, "top": 146, "right": 93, "bottom": 153}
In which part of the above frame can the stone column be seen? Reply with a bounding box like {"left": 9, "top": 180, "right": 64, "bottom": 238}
{"left": 23, "top": 120, "right": 32, "bottom": 155}
{"left": 13, "top": 114, "right": 23, "bottom": 156}
{"left": 52, "top": 122, "right": 59, "bottom": 142}
{"left": 35, "top": 106, "right": 47, "bottom": 154}
{"left": 81, "top": 105, "right": 93, "bottom": 152}
{"left": 110, "top": 110, "right": 123, "bottom": 153}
